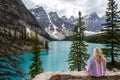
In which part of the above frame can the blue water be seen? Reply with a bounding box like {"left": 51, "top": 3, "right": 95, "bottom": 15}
{"left": 19, "top": 41, "right": 103, "bottom": 79}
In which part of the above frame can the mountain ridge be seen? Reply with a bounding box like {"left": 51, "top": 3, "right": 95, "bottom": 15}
{"left": 30, "top": 7, "right": 74, "bottom": 40}
{"left": 29, "top": 6, "right": 105, "bottom": 40}
{"left": 0, "top": 0, "right": 53, "bottom": 55}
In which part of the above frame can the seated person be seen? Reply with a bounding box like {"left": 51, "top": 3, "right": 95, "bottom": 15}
{"left": 86, "top": 47, "right": 106, "bottom": 77}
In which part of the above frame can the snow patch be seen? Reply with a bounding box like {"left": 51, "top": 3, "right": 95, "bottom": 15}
{"left": 45, "top": 27, "right": 65, "bottom": 40}
{"left": 62, "top": 24, "right": 66, "bottom": 29}
{"left": 31, "top": 12, "right": 35, "bottom": 14}
{"left": 47, "top": 13, "right": 58, "bottom": 38}
{"left": 26, "top": 27, "right": 31, "bottom": 37}
{"left": 36, "top": 17, "right": 39, "bottom": 19}
{"left": 84, "top": 30, "right": 103, "bottom": 36}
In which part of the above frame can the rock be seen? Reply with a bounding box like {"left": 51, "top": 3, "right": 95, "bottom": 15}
{"left": 0, "top": 0, "right": 52, "bottom": 41}
{"left": 33, "top": 72, "right": 53, "bottom": 80}
{"left": 33, "top": 71, "right": 120, "bottom": 80}
{"left": 0, "top": 0, "right": 50, "bottom": 56}
{"left": 112, "top": 68, "right": 119, "bottom": 72}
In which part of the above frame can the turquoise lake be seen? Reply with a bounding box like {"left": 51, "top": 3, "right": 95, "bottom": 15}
{"left": 19, "top": 41, "right": 104, "bottom": 74}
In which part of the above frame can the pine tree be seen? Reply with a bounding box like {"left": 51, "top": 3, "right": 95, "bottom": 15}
{"left": 8, "top": 27, "right": 11, "bottom": 37}
{"left": 68, "top": 11, "right": 89, "bottom": 71}
{"left": 0, "top": 55, "right": 26, "bottom": 80}
{"left": 14, "top": 25, "right": 17, "bottom": 37}
{"left": 45, "top": 41, "right": 48, "bottom": 50}
{"left": 29, "top": 34, "right": 43, "bottom": 78}
{"left": 102, "top": 0, "right": 120, "bottom": 68}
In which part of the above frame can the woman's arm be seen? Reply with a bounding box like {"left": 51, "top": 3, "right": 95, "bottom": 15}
{"left": 103, "top": 57, "right": 107, "bottom": 75}
{"left": 86, "top": 59, "right": 91, "bottom": 72}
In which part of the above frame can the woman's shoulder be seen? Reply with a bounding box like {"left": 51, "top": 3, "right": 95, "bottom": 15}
{"left": 90, "top": 56, "right": 94, "bottom": 60}
{"left": 89, "top": 57, "right": 94, "bottom": 62}
{"left": 103, "top": 57, "right": 106, "bottom": 62}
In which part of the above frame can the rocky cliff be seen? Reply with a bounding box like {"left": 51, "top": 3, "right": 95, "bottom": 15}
{"left": 83, "top": 12, "right": 105, "bottom": 32}
{"left": 30, "top": 7, "right": 73, "bottom": 40}
{"left": 0, "top": 0, "right": 53, "bottom": 41}
{"left": 0, "top": 0, "right": 50, "bottom": 56}
{"left": 33, "top": 71, "right": 120, "bottom": 80}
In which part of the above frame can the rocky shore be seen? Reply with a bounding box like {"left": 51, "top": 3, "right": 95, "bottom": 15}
{"left": 33, "top": 70, "right": 120, "bottom": 80}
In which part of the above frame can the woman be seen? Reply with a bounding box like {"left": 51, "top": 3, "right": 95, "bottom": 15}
{"left": 86, "top": 47, "right": 106, "bottom": 77}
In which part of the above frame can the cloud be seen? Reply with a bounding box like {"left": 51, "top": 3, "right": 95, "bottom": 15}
{"left": 22, "top": 0, "right": 120, "bottom": 18}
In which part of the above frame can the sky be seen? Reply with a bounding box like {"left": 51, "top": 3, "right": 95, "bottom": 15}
{"left": 22, "top": 0, "right": 120, "bottom": 18}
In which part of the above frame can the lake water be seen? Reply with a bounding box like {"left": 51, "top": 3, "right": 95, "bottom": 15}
{"left": 19, "top": 41, "right": 103, "bottom": 79}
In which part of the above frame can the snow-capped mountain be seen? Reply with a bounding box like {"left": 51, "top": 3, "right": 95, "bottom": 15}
{"left": 30, "top": 7, "right": 73, "bottom": 40}
{"left": 61, "top": 16, "right": 77, "bottom": 25}
{"left": 61, "top": 12, "right": 105, "bottom": 32}
{"left": 30, "top": 7, "right": 50, "bottom": 28}
{"left": 83, "top": 12, "right": 105, "bottom": 32}
{"left": 30, "top": 7, "right": 105, "bottom": 40}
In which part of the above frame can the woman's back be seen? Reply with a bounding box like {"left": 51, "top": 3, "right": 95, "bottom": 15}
{"left": 86, "top": 57, "right": 106, "bottom": 77}
{"left": 86, "top": 48, "right": 106, "bottom": 77}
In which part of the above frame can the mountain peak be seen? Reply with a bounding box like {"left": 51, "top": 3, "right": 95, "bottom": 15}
{"left": 49, "top": 12, "right": 58, "bottom": 15}
{"left": 49, "top": 12, "right": 59, "bottom": 19}
{"left": 61, "top": 16, "right": 68, "bottom": 20}
{"left": 91, "top": 12, "right": 97, "bottom": 16}
{"left": 89, "top": 12, "right": 99, "bottom": 19}
{"left": 69, "top": 16, "right": 75, "bottom": 20}
{"left": 35, "top": 6, "right": 44, "bottom": 10}
{"left": 30, "top": 6, "right": 45, "bottom": 13}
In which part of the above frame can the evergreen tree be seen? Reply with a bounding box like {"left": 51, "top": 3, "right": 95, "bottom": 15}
{"left": 14, "top": 25, "right": 17, "bottom": 37}
{"left": 0, "top": 55, "right": 26, "bottom": 80}
{"left": 8, "top": 27, "right": 11, "bottom": 37}
{"left": 29, "top": 34, "right": 43, "bottom": 78}
{"left": 68, "top": 11, "right": 89, "bottom": 71}
{"left": 102, "top": 0, "right": 120, "bottom": 67}
{"left": 45, "top": 41, "right": 48, "bottom": 50}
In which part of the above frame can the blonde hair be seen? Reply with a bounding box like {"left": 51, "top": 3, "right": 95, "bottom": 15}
{"left": 93, "top": 47, "right": 104, "bottom": 64}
